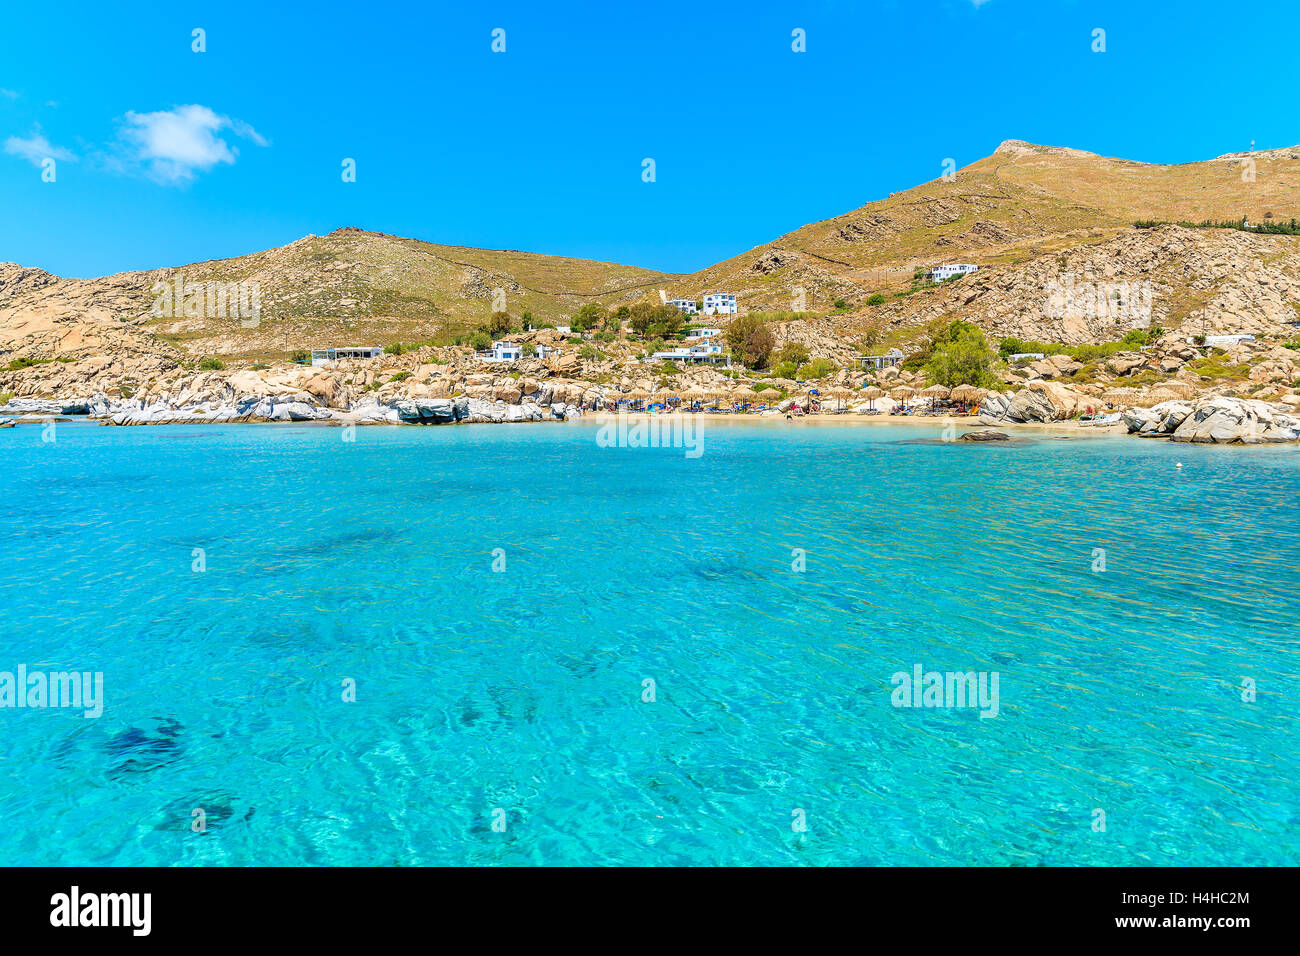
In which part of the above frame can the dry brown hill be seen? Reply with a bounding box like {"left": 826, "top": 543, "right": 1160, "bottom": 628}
{"left": 672, "top": 139, "right": 1300, "bottom": 313}
{"left": 4, "top": 140, "right": 1300, "bottom": 367}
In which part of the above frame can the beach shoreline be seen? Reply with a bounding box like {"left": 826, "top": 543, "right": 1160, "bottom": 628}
{"left": 0, "top": 407, "right": 1130, "bottom": 439}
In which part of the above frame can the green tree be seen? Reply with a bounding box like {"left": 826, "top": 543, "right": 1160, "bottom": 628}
{"left": 571, "top": 303, "right": 608, "bottom": 332}
{"left": 774, "top": 343, "right": 810, "bottom": 368}
{"left": 469, "top": 331, "right": 492, "bottom": 351}
{"left": 628, "top": 303, "right": 657, "bottom": 337}
{"left": 628, "top": 302, "right": 682, "bottom": 337}
{"left": 725, "top": 315, "right": 776, "bottom": 369}
{"left": 650, "top": 306, "right": 684, "bottom": 337}
{"left": 925, "top": 324, "right": 995, "bottom": 387}
{"left": 484, "top": 311, "right": 513, "bottom": 337}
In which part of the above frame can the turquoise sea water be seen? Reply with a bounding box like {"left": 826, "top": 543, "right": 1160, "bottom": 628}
{"left": 0, "top": 418, "right": 1297, "bottom": 866}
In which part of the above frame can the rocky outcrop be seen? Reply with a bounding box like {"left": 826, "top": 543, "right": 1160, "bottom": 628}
{"left": 978, "top": 381, "right": 1097, "bottom": 423}
{"left": 1123, "top": 397, "right": 1300, "bottom": 443}
{"left": 1004, "top": 387, "right": 1061, "bottom": 423}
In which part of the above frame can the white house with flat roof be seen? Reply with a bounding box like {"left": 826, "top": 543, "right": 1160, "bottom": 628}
{"left": 668, "top": 298, "right": 698, "bottom": 315}
{"left": 310, "top": 346, "right": 385, "bottom": 367}
{"left": 854, "top": 347, "right": 905, "bottom": 371}
{"left": 482, "top": 341, "right": 522, "bottom": 362}
{"left": 683, "top": 327, "right": 722, "bottom": 345}
{"left": 1203, "top": 334, "right": 1256, "bottom": 347}
{"left": 478, "top": 341, "right": 553, "bottom": 363}
{"left": 928, "top": 264, "right": 979, "bottom": 282}
{"left": 650, "top": 343, "right": 731, "bottom": 366}
{"left": 702, "top": 293, "right": 737, "bottom": 316}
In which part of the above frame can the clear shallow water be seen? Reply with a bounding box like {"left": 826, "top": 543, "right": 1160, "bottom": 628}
{"left": 0, "top": 418, "right": 1297, "bottom": 866}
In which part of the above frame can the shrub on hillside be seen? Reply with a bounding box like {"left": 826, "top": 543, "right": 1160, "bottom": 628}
{"left": 724, "top": 315, "right": 776, "bottom": 369}
{"left": 924, "top": 322, "right": 996, "bottom": 387}
{"left": 798, "top": 358, "right": 837, "bottom": 380}
{"left": 484, "top": 312, "right": 513, "bottom": 337}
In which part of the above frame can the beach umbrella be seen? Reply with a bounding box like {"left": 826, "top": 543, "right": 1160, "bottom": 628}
{"left": 1101, "top": 387, "right": 1138, "bottom": 407}
{"left": 890, "top": 386, "right": 916, "bottom": 409}
{"left": 949, "top": 384, "right": 987, "bottom": 411}
{"left": 859, "top": 385, "right": 885, "bottom": 411}
{"left": 826, "top": 386, "right": 853, "bottom": 411}
{"left": 949, "top": 384, "right": 977, "bottom": 402}
{"left": 921, "top": 384, "right": 951, "bottom": 399}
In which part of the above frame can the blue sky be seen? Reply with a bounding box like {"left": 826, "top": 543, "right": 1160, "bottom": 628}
{"left": 1, "top": 0, "right": 1296, "bottom": 278}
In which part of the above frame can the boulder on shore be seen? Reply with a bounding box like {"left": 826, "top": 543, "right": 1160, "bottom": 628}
{"left": 1123, "top": 396, "right": 1300, "bottom": 443}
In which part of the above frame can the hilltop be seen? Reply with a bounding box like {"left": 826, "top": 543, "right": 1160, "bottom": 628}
{"left": 3, "top": 139, "right": 1300, "bottom": 391}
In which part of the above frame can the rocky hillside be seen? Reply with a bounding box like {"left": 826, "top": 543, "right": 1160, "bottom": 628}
{"left": 675, "top": 140, "right": 1300, "bottom": 314}
{"left": 4, "top": 139, "right": 1300, "bottom": 377}
{"left": 0, "top": 228, "right": 678, "bottom": 363}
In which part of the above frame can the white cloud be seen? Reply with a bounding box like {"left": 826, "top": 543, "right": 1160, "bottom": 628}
{"left": 118, "top": 104, "right": 267, "bottom": 184}
{"left": 0, "top": 88, "right": 19, "bottom": 100}
{"left": 4, "top": 128, "right": 76, "bottom": 166}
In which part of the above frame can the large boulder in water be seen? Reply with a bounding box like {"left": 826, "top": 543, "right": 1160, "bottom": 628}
{"left": 1124, "top": 396, "right": 1300, "bottom": 443}
{"left": 396, "top": 397, "right": 456, "bottom": 424}
{"left": 1171, "top": 397, "right": 1300, "bottom": 443}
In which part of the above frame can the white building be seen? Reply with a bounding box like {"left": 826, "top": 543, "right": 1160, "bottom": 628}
{"left": 702, "top": 293, "right": 737, "bottom": 316}
{"left": 480, "top": 340, "right": 554, "bottom": 363}
{"left": 928, "top": 264, "right": 979, "bottom": 283}
{"left": 1203, "top": 334, "right": 1255, "bottom": 347}
{"left": 481, "top": 341, "right": 522, "bottom": 362}
{"left": 854, "top": 347, "right": 905, "bottom": 371}
{"left": 683, "top": 327, "right": 722, "bottom": 345}
{"left": 668, "top": 298, "right": 698, "bottom": 315}
{"left": 310, "top": 346, "right": 384, "bottom": 367}
{"left": 650, "top": 344, "right": 731, "bottom": 366}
